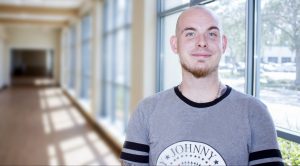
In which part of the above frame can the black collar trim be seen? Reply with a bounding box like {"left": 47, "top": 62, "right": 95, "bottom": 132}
{"left": 174, "top": 85, "right": 232, "bottom": 108}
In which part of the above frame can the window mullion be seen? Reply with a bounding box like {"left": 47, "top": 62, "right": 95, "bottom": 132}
{"left": 246, "top": 0, "right": 256, "bottom": 95}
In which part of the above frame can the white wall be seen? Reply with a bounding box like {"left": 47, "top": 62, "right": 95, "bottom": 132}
{"left": 5, "top": 26, "right": 60, "bottom": 85}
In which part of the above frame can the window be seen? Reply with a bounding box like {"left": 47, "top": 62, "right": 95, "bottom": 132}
{"left": 268, "top": 57, "right": 278, "bottom": 63}
{"left": 257, "top": 0, "right": 300, "bottom": 140}
{"left": 101, "top": 0, "right": 132, "bottom": 132}
{"left": 206, "top": 1, "right": 246, "bottom": 93}
{"left": 61, "top": 30, "right": 69, "bottom": 87}
{"left": 81, "top": 14, "right": 92, "bottom": 100}
{"left": 282, "top": 57, "right": 291, "bottom": 63}
{"left": 68, "top": 25, "right": 77, "bottom": 90}
{"left": 157, "top": 1, "right": 188, "bottom": 91}
{"left": 163, "top": 0, "right": 189, "bottom": 10}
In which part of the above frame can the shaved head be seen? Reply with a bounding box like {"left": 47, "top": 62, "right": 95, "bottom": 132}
{"left": 175, "top": 6, "right": 223, "bottom": 36}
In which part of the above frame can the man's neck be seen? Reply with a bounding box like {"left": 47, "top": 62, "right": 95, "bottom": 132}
{"left": 179, "top": 71, "right": 222, "bottom": 103}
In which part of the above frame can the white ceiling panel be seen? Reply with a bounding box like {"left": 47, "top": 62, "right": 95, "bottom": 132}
{"left": 0, "top": 0, "right": 83, "bottom": 8}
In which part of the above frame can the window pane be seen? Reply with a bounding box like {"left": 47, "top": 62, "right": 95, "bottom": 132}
{"left": 116, "top": 29, "right": 125, "bottom": 84}
{"left": 206, "top": 1, "right": 246, "bottom": 93}
{"left": 259, "top": 0, "right": 300, "bottom": 134}
{"left": 162, "top": 0, "right": 189, "bottom": 11}
{"left": 81, "top": 14, "right": 92, "bottom": 100}
{"left": 116, "top": 0, "right": 126, "bottom": 27}
{"left": 69, "top": 25, "right": 77, "bottom": 89}
{"left": 162, "top": 13, "right": 182, "bottom": 90}
{"left": 105, "top": 0, "right": 114, "bottom": 32}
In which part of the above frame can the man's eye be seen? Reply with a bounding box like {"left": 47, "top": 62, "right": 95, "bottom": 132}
{"left": 185, "top": 32, "right": 195, "bottom": 37}
{"left": 208, "top": 32, "right": 218, "bottom": 37}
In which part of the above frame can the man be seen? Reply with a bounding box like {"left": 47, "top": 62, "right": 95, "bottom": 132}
{"left": 120, "top": 6, "right": 283, "bottom": 166}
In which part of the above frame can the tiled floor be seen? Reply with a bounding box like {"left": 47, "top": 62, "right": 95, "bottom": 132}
{"left": 0, "top": 77, "right": 120, "bottom": 165}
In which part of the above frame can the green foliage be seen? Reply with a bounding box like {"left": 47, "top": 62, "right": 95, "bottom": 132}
{"left": 262, "top": 0, "right": 300, "bottom": 50}
{"left": 278, "top": 138, "right": 300, "bottom": 166}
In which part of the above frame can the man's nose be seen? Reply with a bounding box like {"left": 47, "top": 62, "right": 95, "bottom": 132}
{"left": 196, "top": 35, "right": 207, "bottom": 48}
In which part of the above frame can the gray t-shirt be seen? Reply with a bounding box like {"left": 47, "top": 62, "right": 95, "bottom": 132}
{"left": 120, "top": 86, "right": 283, "bottom": 166}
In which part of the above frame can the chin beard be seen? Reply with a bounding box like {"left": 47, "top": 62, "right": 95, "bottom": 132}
{"left": 181, "top": 61, "right": 218, "bottom": 78}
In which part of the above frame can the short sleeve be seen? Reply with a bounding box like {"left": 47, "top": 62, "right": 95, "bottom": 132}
{"left": 248, "top": 100, "right": 284, "bottom": 166}
{"left": 120, "top": 102, "right": 150, "bottom": 165}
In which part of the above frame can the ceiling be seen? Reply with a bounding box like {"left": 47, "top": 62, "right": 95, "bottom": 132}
{"left": 0, "top": 0, "right": 84, "bottom": 28}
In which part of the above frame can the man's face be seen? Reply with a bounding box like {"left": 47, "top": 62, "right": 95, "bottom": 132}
{"left": 170, "top": 7, "right": 227, "bottom": 78}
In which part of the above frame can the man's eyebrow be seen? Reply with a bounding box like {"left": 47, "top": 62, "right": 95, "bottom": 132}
{"left": 180, "top": 26, "right": 220, "bottom": 34}
{"left": 180, "top": 27, "right": 196, "bottom": 34}
{"left": 208, "top": 26, "right": 220, "bottom": 31}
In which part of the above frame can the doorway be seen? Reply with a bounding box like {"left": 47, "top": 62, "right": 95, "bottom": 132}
{"left": 10, "top": 49, "right": 54, "bottom": 86}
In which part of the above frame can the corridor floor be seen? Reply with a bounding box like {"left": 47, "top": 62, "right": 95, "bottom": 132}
{"left": 0, "top": 80, "right": 120, "bottom": 165}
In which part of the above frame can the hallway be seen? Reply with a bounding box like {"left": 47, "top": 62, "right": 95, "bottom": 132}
{"left": 0, "top": 80, "right": 120, "bottom": 165}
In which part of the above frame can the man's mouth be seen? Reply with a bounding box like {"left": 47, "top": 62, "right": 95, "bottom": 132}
{"left": 191, "top": 53, "right": 211, "bottom": 58}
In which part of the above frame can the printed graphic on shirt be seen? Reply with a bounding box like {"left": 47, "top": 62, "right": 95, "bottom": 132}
{"left": 157, "top": 141, "right": 226, "bottom": 166}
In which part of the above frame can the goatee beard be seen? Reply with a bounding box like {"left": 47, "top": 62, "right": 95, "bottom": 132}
{"left": 181, "top": 61, "right": 218, "bottom": 78}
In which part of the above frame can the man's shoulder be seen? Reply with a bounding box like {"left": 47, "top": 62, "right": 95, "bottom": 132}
{"left": 229, "top": 87, "right": 267, "bottom": 111}
{"left": 230, "top": 88, "right": 263, "bottom": 102}
{"left": 139, "top": 87, "right": 175, "bottom": 107}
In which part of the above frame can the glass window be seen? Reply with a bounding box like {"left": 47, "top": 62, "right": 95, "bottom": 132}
{"left": 206, "top": 1, "right": 246, "bottom": 93}
{"left": 268, "top": 57, "right": 278, "bottom": 63}
{"left": 161, "top": 13, "right": 182, "bottom": 90}
{"left": 162, "top": 0, "right": 189, "bottom": 11}
{"left": 282, "top": 57, "right": 291, "bottom": 63}
{"left": 81, "top": 14, "right": 92, "bottom": 100}
{"left": 101, "top": 0, "right": 132, "bottom": 132}
{"left": 69, "top": 25, "right": 77, "bottom": 90}
{"left": 62, "top": 30, "right": 69, "bottom": 87}
{"left": 258, "top": 0, "right": 300, "bottom": 135}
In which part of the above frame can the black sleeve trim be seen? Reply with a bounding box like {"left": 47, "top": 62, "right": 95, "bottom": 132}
{"left": 249, "top": 149, "right": 282, "bottom": 161}
{"left": 251, "top": 161, "right": 284, "bottom": 166}
{"left": 120, "top": 152, "right": 149, "bottom": 163}
{"left": 123, "top": 141, "right": 150, "bottom": 153}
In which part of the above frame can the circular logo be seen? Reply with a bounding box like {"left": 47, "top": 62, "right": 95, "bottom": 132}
{"left": 157, "top": 141, "right": 226, "bottom": 166}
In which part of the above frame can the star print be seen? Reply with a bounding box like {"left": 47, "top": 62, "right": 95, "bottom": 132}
{"left": 214, "top": 160, "right": 219, "bottom": 164}
{"left": 165, "top": 155, "right": 170, "bottom": 160}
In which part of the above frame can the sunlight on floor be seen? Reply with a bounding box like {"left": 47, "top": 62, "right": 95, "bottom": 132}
{"left": 47, "top": 144, "right": 58, "bottom": 165}
{"left": 42, "top": 114, "right": 51, "bottom": 134}
{"left": 50, "top": 110, "right": 76, "bottom": 131}
{"left": 37, "top": 87, "right": 120, "bottom": 165}
{"left": 60, "top": 136, "right": 96, "bottom": 165}
{"left": 34, "top": 78, "right": 56, "bottom": 86}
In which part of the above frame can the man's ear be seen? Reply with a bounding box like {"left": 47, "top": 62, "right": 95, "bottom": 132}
{"left": 170, "top": 36, "right": 178, "bottom": 54}
{"left": 222, "top": 35, "right": 228, "bottom": 54}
